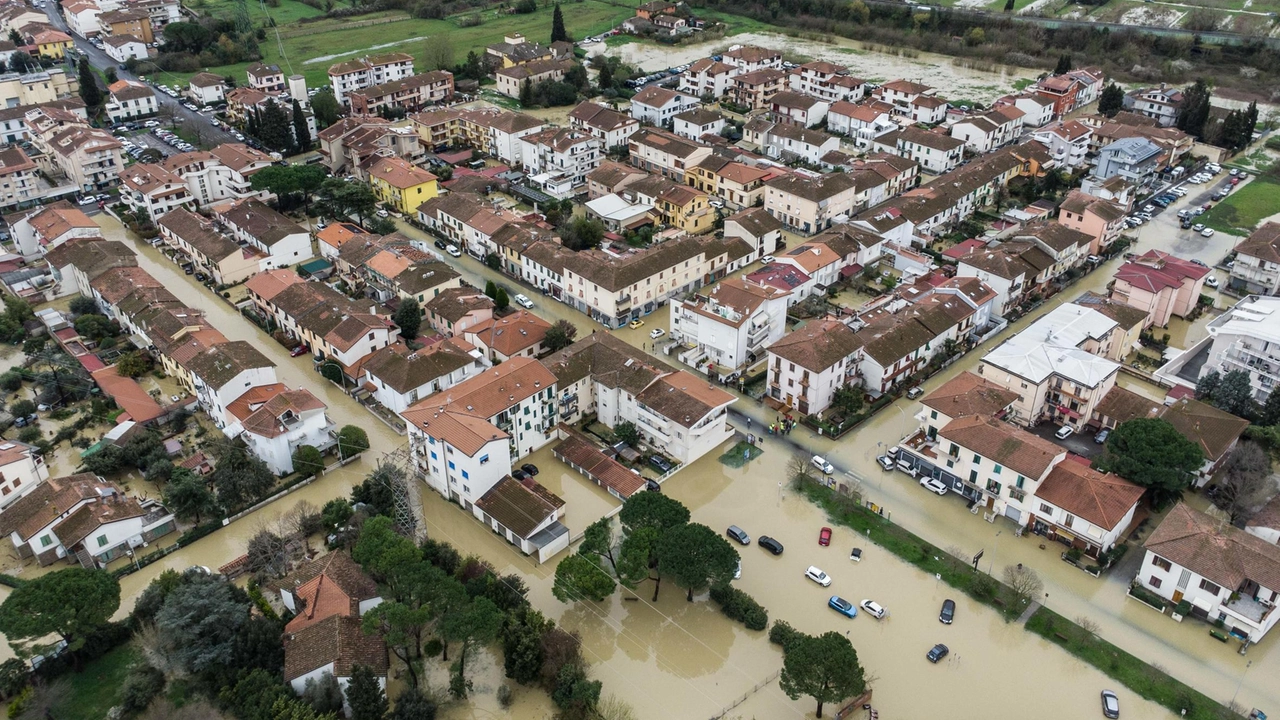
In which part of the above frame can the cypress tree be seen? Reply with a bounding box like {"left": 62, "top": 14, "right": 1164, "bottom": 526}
{"left": 291, "top": 98, "right": 311, "bottom": 153}
{"left": 1053, "top": 55, "right": 1071, "bottom": 75}
{"left": 551, "top": 3, "right": 569, "bottom": 43}
{"left": 77, "top": 57, "right": 102, "bottom": 107}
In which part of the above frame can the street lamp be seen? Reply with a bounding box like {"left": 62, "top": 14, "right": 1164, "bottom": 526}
{"left": 1232, "top": 660, "right": 1253, "bottom": 706}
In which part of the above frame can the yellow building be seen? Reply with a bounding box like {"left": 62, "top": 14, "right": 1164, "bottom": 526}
{"left": 30, "top": 29, "right": 76, "bottom": 59}
{"left": 367, "top": 156, "right": 438, "bottom": 215}
{"left": 485, "top": 33, "right": 553, "bottom": 69}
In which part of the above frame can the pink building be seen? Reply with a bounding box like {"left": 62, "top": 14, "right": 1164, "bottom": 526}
{"left": 1057, "top": 189, "right": 1129, "bottom": 256}
{"left": 1109, "top": 249, "right": 1208, "bottom": 328}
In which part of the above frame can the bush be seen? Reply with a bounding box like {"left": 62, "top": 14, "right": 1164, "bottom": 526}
{"left": 119, "top": 663, "right": 166, "bottom": 714}
{"left": 768, "top": 619, "right": 800, "bottom": 649}
{"left": 709, "top": 583, "right": 768, "bottom": 631}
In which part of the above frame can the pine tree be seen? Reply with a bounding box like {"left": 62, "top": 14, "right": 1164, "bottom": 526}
{"left": 77, "top": 57, "right": 102, "bottom": 107}
{"left": 1244, "top": 101, "right": 1258, "bottom": 146}
{"left": 248, "top": 107, "right": 260, "bottom": 139}
{"left": 1054, "top": 55, "right": 1071, "bottom": 75}
{"left": 551, "top": 3, "right": 570, "bottom": 43}
{"left": 1176, "top": 80, "right": 1212, "bottom": 139}
{"left": 597, "top": 62, "right": 613, "bottom": 92}
{"left": 1004, "top": 0, "right": 1015, "bottom": 11}
{"left": 291, "top": 98, "right": 311, "bottom": 153}
{"left": 345, "top": 664, "right": 388, "bottom": 720}
{"left": 258, "top": 100, "right": 293, "bottom": 153}
{"left": 519, "top": 79, "right": 534, "bottom": 108}
{"left": 1098, "top": 83, "right": 1124, "bottom": 117}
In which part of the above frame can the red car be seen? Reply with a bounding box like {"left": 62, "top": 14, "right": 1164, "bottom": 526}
{"left": 289, "top": 344, "right": 310, "bottom": 357}
{"left": 818, "top": 526, "right": 832, "bottom": 546}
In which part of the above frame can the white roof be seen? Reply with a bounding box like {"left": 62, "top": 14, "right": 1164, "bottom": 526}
{"left": 982, "top": 304, "right": 1119, "bottom": 386}
{"left": 1208, "top": 295, "right": 1280, "bottom": 347}
{"left": 585, "top": 193, "right": 653, "bottom": 223}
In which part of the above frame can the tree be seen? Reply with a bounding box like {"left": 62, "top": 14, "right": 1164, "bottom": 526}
{"left": 394, "top": 297, "right": 423, "bottom": 340}
{"left": 353, "top": 516, "right": 421, "bottom": 590}
{"left": 10, "top": 399, "right": 35, "bottom": 418}
{"left": 1053, "top": 55, "right": 1071, "bottom": 75}
{"left": 210, "top": 446, "right": 277, "bottom": 509}
{"left": 830, "top": 384, "right": 863, "bottom": 417}
{"left": 74, "top": 313, "right": 115, "bottom": 341}
{"left": 1177, "top": 80, "right": 1212, "bottom": 139}
{"left": 494, "top": 287, "right": 510, "bottom": 312}
{"left": 544, "top": 319, "right": 578, "bottom": 352}
{"left": 778, "top": 631, "right": 867, "bottom": 718}
{"left": 310, "top": 90, "right": 340, "bottom": 129}
{"left": 1003, "top": 0, "right": 1014, "bottom": 10}
{"left": 657, "top": 522, "right": 739, "bottom": 601}
{"left": 597, "top": 62, "right": 613, "bottom": 93}
{"left": 363, "top": 600, "right": 431, "bottom": 674}
{"left": 337, "top": 425, "right": 370, "bottom": 459}
{"left": 503, "top": 607, "right": 551, "bottom": 685}
{"left": 561, "top": 216, "right": 604, "bottom": 252}
{"left": 1094, "top": 418, "right": 1205, "bottom": 509}
{"left": 78, "top": 57, "right": 102, "bottom": 107}
{"left": 1216, "top": 442, "right": 1274, "bottom": 524}
{"left": 0, "top": 568, "right": 120, "bottom": 658}
{"left": 1098, "top": 83, "right": 1124, "bottom": 117}
{"left": 579, "top": 516, "right": 619, "bottom": 574}
{"left": 318, "top": 177, "right": 377, "bottom": 224}
{"left": 154, "top": 575, "right": 250, "bottom": 674}
{"left": 1196, "top": 369, "right": 1221, "bottom": 400}
{"left": 388, "top": 685, "right": 437, "bottom": 720}
{"left": 345, "top": 664, "right": 388, "bottom": 720}
{"left": 1212, "top": 369, "right": 1255, "bottom": 418}
{"left": 618, "top": 491, "right": 689, "bottom": 534}
{"left": 520, "top": 79, "right": 534, "bottom": 108}
{"left": 69, "top": 296, "right": 99, "bottom": 316}
{"left": 116, "top": 350, "right": 152, "bottom": 378}
{"left": 291, "top": 445, "right": 325, "bottom": 479}
{"left": 292, "top": 98, "right": 312, "bottom": 152}
{"left": 104, "top": 67, "right": 118, "bottom": 85}
{"left": 164, "top": 469, "right": 219, "bottom": 524}
{"left": 441, "top": 596, "right": 503, "bottom": 697}
{"left": 613, "top": 420, "right": 640, "bottom": 447}
{"left": 301, "top": 672, "right": 344, "bottom": 715}
{"left": 551, "top": 3, "right": 569, "bottom": 43}
{"left": 552, "top": 553, "right": 617, "bottom": 603}
{"left": 250, "top": 164, "right": 327, "bottom": 215}
{"left": 1261, "top": 388, "right": 1280, "bottom": 426}
{"left": 423, "top": 35, "right": 454, "bottom": 72}
{"left": 1001, "top": 563, "right": 1044, "bottom": 607}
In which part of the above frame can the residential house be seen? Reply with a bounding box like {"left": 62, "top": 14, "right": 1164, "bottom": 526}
{"left": 1033, "top": 74, "right": 1080, "bottom": 119}
{"left": 1011, "top": 222, "right": 1093, "bottom": 279}
{"left": 1122, "top": 86, "right": 1183, "bottom": 127}
{"left": 1247, "top": 497, "right": 1280, "bottom": 546}
{"left": 518, "top": 127, "right": 603, "bottom": 199}
{"left": 955, "top": 240, "right": 1053, "bottom": 315}
{"left": 1137, "top": 503, "right": 1280, "bottom": 643}
{"left": 672, "top": 107, "right": 725, "bottom": 142}
{"left": 670, "top": 277, "right": 789, "bottom": 374}
{"left": 768, "top": 90, "right": 829, "bottom": 128}
{"left": 348, "top": 71, "right": 454, "bottom": 116}
{"left": 424, "top": 287, "right": 494, "bottom": 337}
{"left": 10, "top": 202, "right": 100, "bottom": 256}
{"left": 0, "top": 473, "right": 174, "bottom": 567}
{"left": 366, "top": 156, "right": 438, "bottom": 215}
{"left": 162, "top": 143, "right": 276, "bottom": 208}
{"left": 723, "top": 206, "right": 782, "bottom": 262}
{"left": 569, "top": 102, "right": 639, "bottom": 149}
{"left": 271, "top": 551, "right": 381, "bottom": 629}
{"left": 213, "top": 199, "right": 314, "bottom": 269}
{"left": 766, "top": 318, "right": 862, "bottom": 415}
{"left": 62, "top": 0, "right": 102, "bottom": 39}
{"left": 494, "top": 59, "right": 574, "bottom": 100}
{"left": 1057, "top": 189, "right": 1128, "bottom": 256}
{"left": 119, "top": 163, "right": 193, "bottom": 220}
{"left": 914, "top": 371, "right": 1018, "bottom": 442}
{"left": 188, "top": 73, "right": 225, "bottom": 105}
{"left": 181, "top": 340, "right": 279, "bottom": 429}
{"left": 0, "top": 441, "right": 48, "bottom": 511}
{"left": 464, "top": 310, "right": 552, "bottom": 363}
{"left": 316, "top": 119, "right": 424, "bottom": 176}
{"left": 245, "top": 62, "right": 285, "bottom": 94}
{"left": 949, "top": 106, "right": 1024, "bottom": 155}
{"left": 98, "top": 8, "right": 152, "bottom": 43}
{"left": 1229, "top": 223, "right": 1280, "bottom": 296}
{"left": 721, "top": 45, "right": 782, "bottom": 72}
{"left": 743, "top": 118, "right": 839, "bottom": 165}
{"left": 629, "top": 85, "right": 700, "bottom": 127}
{"left": 101, "top": 34, "right": 146, "bottom": 63}
{"left": 728, "top": 68, "right": 787, "bottom": 111}
{"left": 787, "top": 60, "right": 864, "bottom": 103}
{"left": 763, "top": 172, "right": 858, "bottom": 235}
{"left": 157, "top": 208, "right": 259, "bottom": 285}
{"left": 26, "top": 27, "right": 76, "bottom": 59}
{"left": 361, "top": 338, "right": 487, "bottom": 414}
{"left": 1093, "top": 137, "right": 1162, "bottom": 189}
{"left": 934, "top": 414, "right": 1066, "bottom": 522}
{"left": 1032, "top": 459, "right": 1143, "bottom": 556}
{"left": 1110, "top": 249, "right": 1209, "bottom": 328}
{"left": 226, "top": 387, "right": 335, "bottom": 474}
{"left": 104, "top": 80, "right": 155, "bottom": 122}
{"left": 41, "top": 237, "right": 133, "bottom": 299}
{"left": 284, "top": 615, "right": 388, "bottom": 706}
{"left": 485, "top": 33, "right": 553, "bottom": 69}
{"left": 327, "top": 52, "right": 415, "bottom": 105}
{"left": 0, "top": 145, "right": 39, "bottom": 210}
{"left": 628, "top": 128, "right": 712, "bottom": 180}
{"left": 1032, "top": 120, "right": 1092, "bottom": 169}
{"left": 1007, "top": 94, "right": 1055, "bottom": 128}
{"left": 826, "top": 101, "right": 897, "bottom": 148}
{"left": 586, "top": 160, "right": 646, "bottom": 199}
{"left": 678, "top": 58, "right": 736, "bottom": 99}
{"left": 872, "top": 126, "right": 965, "bottom": 174}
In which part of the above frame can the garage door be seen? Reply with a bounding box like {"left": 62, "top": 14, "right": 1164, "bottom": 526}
{"left": 1004, "top": 505, "right": 1022, "bottom": 523}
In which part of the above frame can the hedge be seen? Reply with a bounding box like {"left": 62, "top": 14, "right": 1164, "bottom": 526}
{"left": 709, "top": 583, "right": 768, "bottom": 631}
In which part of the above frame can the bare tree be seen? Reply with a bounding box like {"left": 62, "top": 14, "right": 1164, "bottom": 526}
{"left": 1075, "top": 615, "right": 1100, "bottom": 636}
{"left": 597, "top": 694, "right": 640, "bottom": 720}
{"left": 1002, "top": 564, "right": 1044, "bottom": 608}
{"left": 15, "top": 678, "right": 70, "bottom": 720}
{"left": 423, "top": 36, "right": 454, "bottom": 71}
{"left": 156, "top": 103, "right": 181, "bottom": 130}
{"left": 788, "top": 452, "right": 813, "bottom": 487}
{"left": 1217, "top": 442, "right": 1276, "bottom": 525}
{"left": 246, "top": 524, "right": 291, "bottom": 578}
{"left": 135, "top": 622, "right": 185, "bottom": 678}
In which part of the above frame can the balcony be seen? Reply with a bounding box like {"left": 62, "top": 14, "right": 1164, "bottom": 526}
{"left": 1224, "top": 594, "right": 1270, "bottom": 624}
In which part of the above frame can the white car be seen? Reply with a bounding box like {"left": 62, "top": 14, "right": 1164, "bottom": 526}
{"left": 919, "top": 477, "right": 948, "bottom": 496}
{"left": 446, "top": 245, "right": 462, "bottom": 258}
{"left": 649, "top": 328, "right": 665, "bottom": 339}
{"left": 514, "top": 293, "right": 534, "bottom": 309}
{"left": 1201, "top": 228, "right": 1215, "bottom": 238}
{"left": 1205, "top": 276, "right": 1219, "bottom": 288}
{"left": 760, "top": 255, "right": 775, "bottom": 265}
{"left": 860, "top": 599, "right": 887, "bottom": 619}
{"left": 805, "top": 566, "right": 832, "bottom": 587}
{"left": 811, "top": 455, "right": 834, "bottom": 474}
{"left": 1055, "top": 425, "right": 1074, "bottom": 440}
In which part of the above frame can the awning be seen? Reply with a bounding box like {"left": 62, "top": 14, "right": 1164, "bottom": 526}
{"left": 1191, "top": 596, "right": 1214, "bottom": 612}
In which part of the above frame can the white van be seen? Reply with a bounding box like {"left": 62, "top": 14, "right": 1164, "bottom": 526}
{"left": 896, "top": 458, "right": 918, "bottom": 477}
{"left": 811, "top": 455, "right": 834, "bottom": 475}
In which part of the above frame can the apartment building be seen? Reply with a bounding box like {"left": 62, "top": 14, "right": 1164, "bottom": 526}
{"left": 362, "top": 338, "right": 487, "bottom": 413}
{"left": 157, "top": 208, "right": 260, "bottom": 285}
{"left": 766, "top": 318, "right": 861, "bottom": 415}
{"left": 1011, "top": 221, "right": 1093, "bottom": 279}
{"left": 188, "top": 73, "right": 226, "bottom": 105}
{"left": 348, "top": 71, "right": 454, "bottom": 116}
{"left": 826, "top": 101, "right": 897, "bottom": 148}
{"left": 366, "top": 156, "right": 438, "bottom": 215}
{"left": 721, "top": 45, "right": 782, "bottom": 73}
{"left": 670, "top": 277, "right": 789, "bottom": 374}
{"left": 226, "top": 387, "right": 335, "bottom": 475}
{"left": 1157, "top": 295, "right": 1280, "bottom": 404}
{"left": 327, "top": 52, "right": 415, "bottom": 105}
{"left": 485, "top": 32, "right": 554, "bottom": 68}
{"left": 101, "top": 33, "right": 146, "bottom": 63}
{"left": 1110, "top": 249, "right": 1209, "bottom": 328}
{"left": 872, "top": 126, "right": 965, "bottom": 174}
{"left": 787, "top": 60, "right": 864, "bottom": 103}
{"left": 723, "top": 206, "right": 783, "bottom": 261}
{"left": 0, "top": 144, "right": 39, "bottom": 210}
{"left": 181, "top": 340, "right": 280, "bottom": 430}
{"left": 672, "top": 107, "right": 725, "bottom": 142}
{"left": 494, "top": 59, "right": 574, "bottom": 100}
{"left": 934, "top": 414, "right": 1066, "bottom": 523}
{"left": 161, "top": 143, "right": 275, "bottom": 207}
{"left": 949, "top": 106, "right": 1024, "bottom": 154}
{"left": 119, "top": 163, "right": 193, "bottom": 219}
{"left": 0, "top": 68, "right": 77, "bottom": 108}
{"left": 678, "top": 57, "right": 736, "bottom": 98}
{"left": 212, "top": 199, "right": 313, "bottom": 269}
{"left": 628, "top": 128, "right": 712, "bottom": 180}
{"left": 1229, "top": 223, "right": 1280, "bottom": 296}
{"left": 464, "top": 310, "right": 551, "bottom": 363}
{"left": 1093, "top": 137, "right": 1162, "bottom": 189}
{"left": 568, "top": 101, "right": 639, "bottom": 149}
{"left": 98, "top": 8, "right": 152, "bottom": 42}
{"left": 618, "top": 174, "right": 714, "bottom": 235}
{"left": 763, "top": 172, "right": 858, "bottom": 235}
{"left": 1056, "top": 189, "right": 1127, "bottom": 256}
{"left": 743, "top": 118, "right": 839, "bottom": 165}
{"left": 518, "top": 127, "right": 603, "bottom": 199}
{"left": 1031, "top": 120, "right": 1092, "bottom": 169}
{"left": 728, "top": 68, "right": 786, "bottom": 111}
{"left": 104, "top": 80, "right": 156, "bottom": 122}
{"left": 246, "top": 62, "right": 286, "bottom": 94}
{"left": 0, "top": 441, "right": 48, "bottom": 511}
{"left": 685, "top": 156, "right": 772, "bottom": 210}
{"left": 629, "top": 85, "right": 701, "bottom": 126}
{"left": 1122, "top": 85, "right": 1183, "bottom": 127}
{"left": 26, "top": 109, "right": 123, "bottom": 192}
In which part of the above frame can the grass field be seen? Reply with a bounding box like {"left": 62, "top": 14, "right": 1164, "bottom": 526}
{"left": 1200, "top": 177, "right": 1280, "bottom": 236}
{"left": 61, "top": 643, "right": 139, "bottom": 720}
{"left": 191, "top": 0, "right": 326, "bottom": 24}
{"left": 150, "top": 0, "right": 635, "bottom": 90}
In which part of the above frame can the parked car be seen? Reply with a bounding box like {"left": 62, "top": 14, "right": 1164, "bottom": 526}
{"left": 758, "top": 536, "right": 784, "bottom": 555}
{"left": 1201, "top": 228, "right": 1216, "bottom": 238}
{"left": 290, "top": 344, "right": 310, "bottom": 357}
{"left": 434, "top": 239, "right": 447, "bottom": 249}
{"left": 860, "top": 600, "right": 887, "bottom": 619}
{"left": 1101, "top": 690, "right": 1120, "bottom": 719}
{"left": 818, "top": 526, "right": 832, "bottom": 546}
{"left": 919, "top": 477, "right": 948, "bottom": 496}
{"left": 648, "top": 455, "right": 673, "bottom": 473}
{"left": 514, "top": 293, "right": 534, "bottom": 309}
{"left": 811, "top": 455, "right": 834, "bottom": 474}
{"left": 1205, "top": 276, "right": 1219, "bottom": 288}
{"left": 521, "top": 463, "right": 539, "bottom": 476}
{"left": 628, "top": 319, "right": 645, "bottom": 329}
{"left": 906, "top": 386, "right": 924, "bottom": 399}
{"left": 927, "top": 643, "right": 949, "bottom": 663}
{"left": 896, "top": 458, "right": 918, "bottom": 478}
{"left": 1055, "top": 425, "right": 1074, "bottom": 440}
{"left": 446, "top": 245, "right": 462, "bottom": 258}
{"left": 939, "top": 598, "right": 955, "bottom": 624}
{"left": 805, "top": 566, "right": 832, "bottom": 587}
{"left": 876, "top": 455, "right": 894, "bottom": 471}
{"left": 512, "top": 469, "right": 529, "bottom": 481}
{"left": 1094, "top": 428, "right": 1110, "bottom": 445}
{"left": 760, "top": 255, "right": 774, "bottom": 265}
{"left": 649, "top": 328, "right": 665, "bottom": 339}
{"left": 726, "top": 525, "right": 751, "bottom": 545}
{"left": 850, "top": 547, "right": 863, "bottom": 561}
{"left": 1192, "top": 224, "right": 1205, "bottom": 232}
{"left": 828, "top": 596, "right": 858, "bottom": 618}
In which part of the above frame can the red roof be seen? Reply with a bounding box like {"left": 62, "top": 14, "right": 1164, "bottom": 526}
{"left": 91, "top": 366, "right": 163, "bottom": 423}
{"left": 943, "top": 239, "right": 986, "bottom": 259}
{"left": 745, "top": 264, "right": 812, "bottom": 293}
{"left": 78, "top": 354, "right": 106, "bottom": 372}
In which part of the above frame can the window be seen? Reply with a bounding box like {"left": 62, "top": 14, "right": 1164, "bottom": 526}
{"left": 968, "top": 470, "right": 978, "bottom": 483}
{"left": 97, "top": 535, "right": 108, "bottom": 548}
{"left": 1039, "top": 503, "right": 1053, "bottom": 514}
{"left": 1199, "top": 578, "right": 1222, "bottom": 595}
{"left": 986, "top": 480, "right": 1001, "bottom": 494}
{"left": 429, "top": 451, "right": 437, "bottom": 460}
{"left": 463, "top": 485, "right": 470, "bottom": 494}
{"left": 479, "top": 454, "right": 490, "bottom": 465}
{"left": 972, "top": 454, "right": 981, "bottom": 465}
{"left": 1016, "top": 475, "right": 1025, "bottom": 489}
{"left": 428, "top": 436, "right": 435, "bottom": 444}
{"left": 447, "top": 461, "right": 455, "bottom": 470}
{"left": 930, "top": 410, "right": 937, "bottom": 420}
{"left": 40, "top": 536, "right": 52, "bottom": 547}
{"left": 993, "top": 464, "right": 1002, "bottom": 475}
{"left": 461, "top": 470, "right": 469, "bottom": 479}
{"left": 1149, "top": 576, "right": 1163, "bottom": 589}
{"left": 1152, "top": 556, "right": 1171, "bottom": 571}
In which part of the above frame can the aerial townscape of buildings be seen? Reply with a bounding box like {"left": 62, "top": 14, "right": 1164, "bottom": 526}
{"left": 1, "top": 0, "right": 1279, "bottom": 716}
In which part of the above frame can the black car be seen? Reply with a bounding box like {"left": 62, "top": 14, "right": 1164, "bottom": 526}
{"left": 434, "top": 239, "right": 448, "bottom": 250}
{"left": 512, "top": 469, "right": 529, "bottom": 481}
{"left": 939, "top": 599, "right": 955, "bottom": 625}
{"left": 758, "top": 536, "right": 784, "bottom": 555}
{"left": 926, "top": 643, "right": 949, "bottom": 663}
{"left": 521, "top": 463, "right": 539, "bottom": 476}
{"left": 648, "top": 455, "right": 673, "bottom": 473}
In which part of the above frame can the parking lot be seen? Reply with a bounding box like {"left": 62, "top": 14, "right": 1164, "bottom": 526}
{"left": 1124, "top": 162, "right": 1243, "bottom": 237}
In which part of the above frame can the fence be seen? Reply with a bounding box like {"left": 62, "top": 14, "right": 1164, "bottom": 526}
{"left": 708, "top": 669, "right": 781, "bottom": 720}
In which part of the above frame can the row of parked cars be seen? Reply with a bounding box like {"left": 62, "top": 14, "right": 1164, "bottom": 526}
{"left": 152, "top": 127, "right": 195, "bottom": 153}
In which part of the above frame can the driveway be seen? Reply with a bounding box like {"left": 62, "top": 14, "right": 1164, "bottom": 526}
{"left": 1028, "top": 422, "right": 1105, "bottom": 460}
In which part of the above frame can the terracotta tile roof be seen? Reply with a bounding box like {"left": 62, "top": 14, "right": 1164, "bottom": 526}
{"left": 466, "top": 311, "right": 550, "bottom": 357}
{"left": 939, "top": 415, "right": 1063, "bottom": 479}
{"left": 766, "top": 172, "right": 856, "bottom": 202}
{"left": 0, "top": 473, "right": 112, "bottom": 541}
{"left": 769, "top": 318, "right": 863, "bottom": 372}
{"left": 1145, "top": 503, "right": 1280, "bottom": 596}
{"left": 284, "top": 614, "right": 387, "bottom": 682}
{"left": 245, "top": 268, "right": 305, "bottom": 302}
{"left": 425, "top": 287, "right": 494, "bottom": 324}
{"left": 725, "top": 207, "right": 781, "bottom": 239}
{"left": 588, "top": 161, "right": 646, "bottom": 190}
{"left": 159, "top": 208, "right": 245, "bottom": 262}
{"left": 91, "top": 366, "right": 163, "bottom": 424}
{"left": 1093, "top": 386, "right": 1162, "bottom": 425}
{"left": 880, "top": 79, "right": 931, "bottom": 95}
{"left": 44, "top": 238, "right": 134, "bottom": 278}
{"left": 241, "top": 389, "right": 326, "bottom": 439}
{"left": 183, "top": 341, "right": 275, "bottom": 388}
{"left": 474, "top": 475, "right": 563, "bottom": 538}
{"left": 362, "top": 338, "right": 477, "bottom": 394}
{"left": 189, "top": 72, "right": 224, "bottom": 88}
{"left": 28, "top": 205, "right": 98, "bottom": 242}
{"left": 1159, "top": 397, "right": 1249, "bottom": 463}
{"left": 369, "top": 156, "right": 437, "bottom": 189}
{"left": 50, "top": 493, "right": 146, "bottom": 547}
{"left": 316, "top": 222, "right": 372, "bottom": 252}
{"left": 636, "top": 370, "right": 735, "bottom": 428}
{"left": 540, "top": 332, "right": 668, "bottom": 392}
{"left": 920, "top": 371, "right": 1018, "bottom": 418}
{"left": 401, "top": 357, "right": 555, "bottom": 454}
{"left": 285, "top": 573, "right": 356, "bottom": 632}
{"left": 724, "top": 45, "right": 779, "bottom": 63}
{"left": 569, "top": 102, "right": 637, "bottom": 132}
{"left": 1016, "top": 221, "right": 1093, "bottom": 254}
{"left": 554, "top": 429, "right": 646, "bottom": 498}
{"left": 1247, "top": 495, "right": 1280, "bottom": 533}
{"left": 1036, "top": 461, "right": 1143, "bottom": 531}
{"left": 1234, "top": 222, "right": 1280, "bottom": 266}
{"left": 216, "top": 200, "right": 306, "bottom": 247}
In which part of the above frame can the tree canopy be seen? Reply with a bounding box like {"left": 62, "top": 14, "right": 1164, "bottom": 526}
{"left": 0, "top": 568, "right": 120, "bottom": 657}
{"left": 778, "top": 631, "right": 868, "bottom": 718}
{"left": 656, "top": 523, "right": 739, "bottom": 601}
{"left": 154, "top": 574, "right": 251, "bottom": 674}
{"left": 394, "top": 298, "right": 423, "bottom": 340}
{"left": 1094, "top": 418, "right": 1205, "bottom": 508}
{"left": 618, "top": 491, "right": 690, "bottom": 534}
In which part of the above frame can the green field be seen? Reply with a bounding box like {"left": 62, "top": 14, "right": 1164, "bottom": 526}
{"left": 190, "top": 0, "right": 327, "bottom": 24}
{"left": 61, "top": 643, "right": 139, "bottom": 720}
{"left": 149, "top": 0, "right": 635, "bottom": 90}
{"left": 1200, "top": 177, "right": 1280, "bottom": 236}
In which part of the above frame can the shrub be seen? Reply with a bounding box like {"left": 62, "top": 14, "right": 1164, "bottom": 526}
{"left": 119, "top": 663, "right": 166, "bottom": 714}
{"left": 768, "top": 619, "right": 800, "bottom": 649}
{"left": 709, "top": 583, "right": 768, "bottom": 631}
